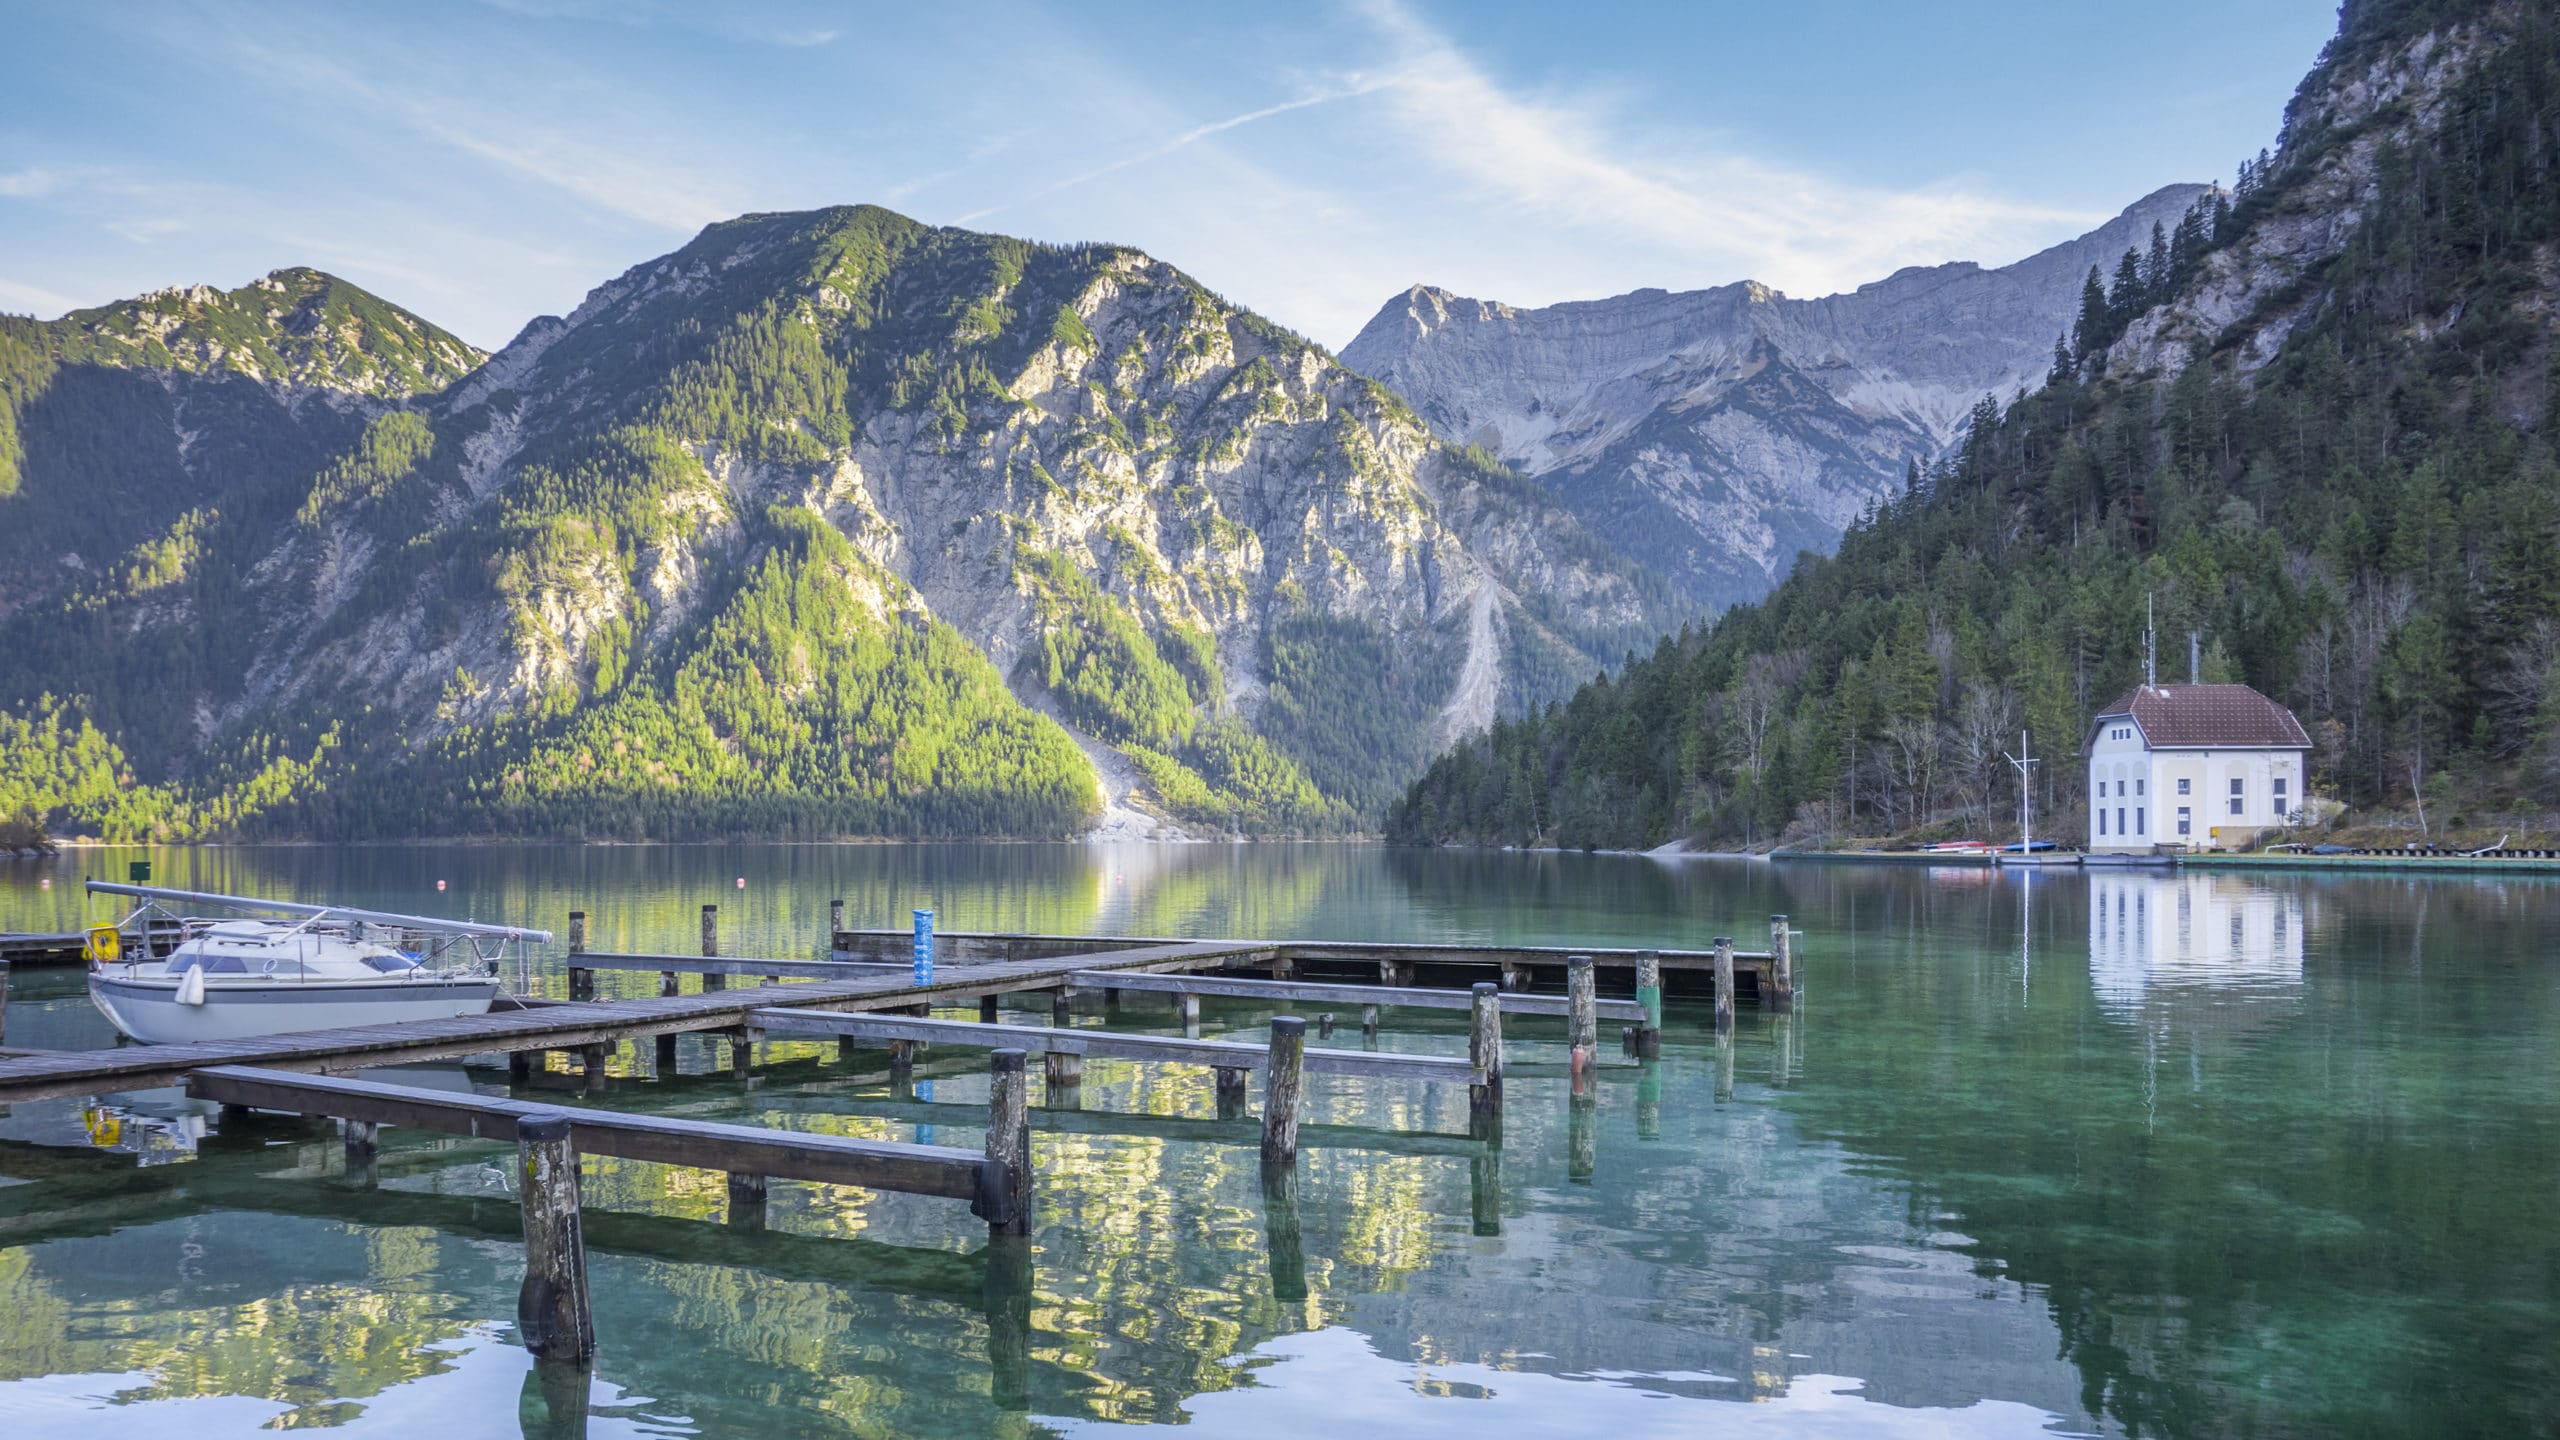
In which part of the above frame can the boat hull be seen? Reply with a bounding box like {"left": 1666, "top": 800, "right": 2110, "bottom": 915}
{"left": 89, "top": 973, "right": 501, "bottom": 1045}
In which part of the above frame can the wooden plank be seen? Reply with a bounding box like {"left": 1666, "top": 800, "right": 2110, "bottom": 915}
{"left": 184, "top": 1065, "right": 995, "bottom": 1203}
{"left": 581, "top": 955, "right": 912, "bottom": 978}
{"left": 749, "top": 1009, "right": 1482, "bottom": 1086}
{"left": 801, "top": 1092, "right": 1489, "bottom": 1158}
{"left": 1275, "top": 941, "right": 1774, "bottom": 970}
{"left": 1069, "top": 969, "right": 1648, "bottom": 1021}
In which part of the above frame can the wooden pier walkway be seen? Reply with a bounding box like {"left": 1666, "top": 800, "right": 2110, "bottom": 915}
{"left": 0, "top": 937, "right": 1269, "bottom": 1105}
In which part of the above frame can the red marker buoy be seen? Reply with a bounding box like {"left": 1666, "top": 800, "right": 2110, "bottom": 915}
{"left": 735, "top": 877, "right": 746, "bottom": 889}
{"left": 437, "top": 880, "right": 447, "bottom": 892}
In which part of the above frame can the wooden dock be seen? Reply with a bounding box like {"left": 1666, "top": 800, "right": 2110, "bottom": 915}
{"left": 0, "top": 892, "right": 1805, "bottom": 1412}
{"left": 0, "top": 932, "right": 86, "bottom": 967}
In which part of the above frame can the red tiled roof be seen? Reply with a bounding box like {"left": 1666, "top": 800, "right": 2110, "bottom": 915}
{"left": 2088, "top": 683, "right": 2310, "bottom": 749}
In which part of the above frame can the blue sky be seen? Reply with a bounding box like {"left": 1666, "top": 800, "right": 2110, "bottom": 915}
{"left": 0, "top": 0, "right": 2339, "bottom": 352}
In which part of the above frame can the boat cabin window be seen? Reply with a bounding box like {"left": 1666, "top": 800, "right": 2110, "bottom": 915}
{"left": 166, "top": 953, "right": 249, "bottom": 973}
{"left": 360, "top": 953, "right": 424, "bottom": 973}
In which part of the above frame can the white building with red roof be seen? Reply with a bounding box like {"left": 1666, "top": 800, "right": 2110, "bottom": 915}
{"left": 2083, "top": 683, "right": 2311, "bottom": 854}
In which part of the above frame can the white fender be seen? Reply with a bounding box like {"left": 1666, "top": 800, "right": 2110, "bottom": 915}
{"left": 176, "top": 966, "right": 208, "bottom": 1007}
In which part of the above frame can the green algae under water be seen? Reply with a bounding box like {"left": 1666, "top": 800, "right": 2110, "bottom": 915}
{"left": 1, "top": 844, "right": 2554, "bottom": 1438}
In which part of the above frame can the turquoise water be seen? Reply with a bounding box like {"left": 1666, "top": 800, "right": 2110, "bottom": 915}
{"left": 2, "top": 845, "right": 2554, "bottom": 1437}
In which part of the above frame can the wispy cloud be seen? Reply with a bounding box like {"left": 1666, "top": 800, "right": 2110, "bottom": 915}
{"left": 0, "top": 168, "right": 64, "bottom": 199}
{"left": 208, "top": 32, "right": 737, "bottom": 234}
{"left": 959, "top": 82, "right": 1388, "bottom": 224}
{"left": 1349, "top": 0, "right": 2101, "bottom": 298}
{"left": 0, "top": 275, "right": 83, "bottom": 315}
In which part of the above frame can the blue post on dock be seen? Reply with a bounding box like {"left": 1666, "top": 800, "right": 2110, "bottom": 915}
{"left": 912, "top": 908, "right": 935, "bottom": 986}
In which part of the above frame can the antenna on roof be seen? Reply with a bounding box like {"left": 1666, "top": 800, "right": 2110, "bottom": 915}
{"left": 2144, "top": 594, "right": 2156, "bottom": 690}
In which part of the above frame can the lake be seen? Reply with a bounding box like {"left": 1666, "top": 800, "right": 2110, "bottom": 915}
{"left": 2, "top": 844, "right": 2554, "bottom": 1438}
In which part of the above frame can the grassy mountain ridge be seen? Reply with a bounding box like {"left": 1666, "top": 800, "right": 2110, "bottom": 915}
{"left": 0, "top": 206, "right": 1679, "bottom": 841}
{"left": 1388, "top": 0, "right": 2560, "bottom": 850}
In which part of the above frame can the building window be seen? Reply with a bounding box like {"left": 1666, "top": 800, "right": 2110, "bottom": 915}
{"left": 2136, "top": 807, "right": 2145, "bottom": 833}
{"left": 2099, "top": 809, "right": 2108, "bottom": 836}
{"left": 2230, "top": 777, "right": 2244, "bottom": 795}
{"left": 2117, "top": 780, "right": 2127, "bottom": 797}
{"left": 2136, "top": 778, "right": 2145, "bottom": 796}
{"left": 2274, "top": 777, "right": 2288, "bottom": 797}
{"left": 2118, "top": 806, "right": 2127, "bottom": 835}
{"left": 2229, "top": 796, "right": 2244, "bottom": 817}
{"left": 2177, "top": 777, "right": 2190, "bottom": 795}
{"left": 2274, "top": 797, "right": 2288, "bottom": 817}
{"left": 2177, "top": 806, "right": 2191, "bottom": 836}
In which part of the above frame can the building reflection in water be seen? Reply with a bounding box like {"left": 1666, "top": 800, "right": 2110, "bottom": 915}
{"left": 2086, "top": 870, "right": 2307, "bottom": 1024}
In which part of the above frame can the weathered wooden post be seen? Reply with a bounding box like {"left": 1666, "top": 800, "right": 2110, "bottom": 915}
{"left": 1360, "top": 1003, "right": 1380, "bottom": 1038}
{"left": 828, "top": 898, "right": 845, "bottom": 957}
{"left": 1043, "top": 1048, "right": 1082, "bottom": 1091}
{"left": 1500, "top": 960, "right": 1526, "bottom": 992}
{"left": 0, "top": 960, "right": 10, "bottom": 1045}
{"left": 1567, "top": 955, "right": 1598, "bottom": 1084}
{"left": 1715, "top": 1031, "right": 1736, "bottom": 1104}
{"left": 343, "top": 1118, "right": 379, "bottom": 1186}
{"left": 1262, "top": 1016, "right": 1306, "bottom": 1169}
{"left": 1316, "top": 1012, "right": 1334, "bottom": 1039}
{"left": 1636, "top": 1059, "right": 1662, "bottom": 1141}
{"left": 1468, "top": 982, "right": 1504, "bottom": 1141}
{"left": 1052, "top": 986, "right": 1074, "bottom": 1027}
{"left": 987, "top": 1049, "right": 1033, "bottom": 1236}
{"left": 1214, "top": 1066, "right": 1249, "bottom": 1121}
{"left": 1470, "top": 1149, "right": 1502, "bottom": 1236}
{"left": 1633, "top": 949, "right": 1663, "bottom": 1058}
{"left": 700, "top": 904, "right": 723, "bottom": 991}
{"left": 1568, "top": 1090, "right": 1597, "bottom": 1184}
{"left": 1768, "top": 914, "right": 1795, "bottom": 1008}
{"left": 1713, "top": 936, "right": 1736, "bottom": 1034}
{"left": 1379, "top": 958, "right": 1411, "bottom": 988}
{"left": 889, "top": 1038, "right": 916, "bottom": 1082}
{"left": 656, "top": 963, "right": 680, "bottom": 1073}
{"left": 508, "top": 1050, "right": 533, "bottom": 1086}
{"left": 728, "top": 1027, "right": 754, "bottom": 1080}
{"left": 566, "top": 910, "right": 590, "bottom": 1002}
{"left": 580, "top": 1042, "right": 610, "bottom": 1081}
{"left": 1177, "top": 991, "right": 1200, "bottom": 1035}
{"left": 980, "top": 994, "right": 1000, "bottom": 1024}
{"left": 727, "top": 1170, "right": 767, "bottom": 1229}
{"left": 1262, "top": 1162, "right": 1307, "bottom": 1303}
{"left": 514, "top": 1112, "right": 594, "bottom": 1365}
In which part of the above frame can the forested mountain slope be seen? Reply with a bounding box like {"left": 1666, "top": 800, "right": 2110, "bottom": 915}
{"left": 1389, "top": 0, "right": 2560, "bottom": 850}
{"left": 0, "top": 208, "right": 1675, "bottom": 841}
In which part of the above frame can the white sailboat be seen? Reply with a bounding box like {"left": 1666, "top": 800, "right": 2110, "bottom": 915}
{"left": 83, "top": 883, "right": 547, "bottom": 1045}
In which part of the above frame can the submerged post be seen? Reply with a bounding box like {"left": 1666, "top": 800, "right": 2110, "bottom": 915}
{"left": 727, "top": 1170, "right": 767, "bottom": 1229}
{"left": 987, "top": 1049, "right": 1032, "bottom": 1237}
{"left": 1633, "top": 949, "right": 1663, "bottom": 1059}
{"left": 1052, "top": 986, "right": 1074, "bottom": 1027}
{"left": 1178, "top": 991, "right": 1200, "bottom": 1035}
{"left": 343, "top": 1118, "right": 379, "bottom": 1186}
{"left": 828, "top": 898, "right": 845, "bottom": 956}
{"left": 515, "top": 1112, "right": 594, "bottom": 1365}
{"left": 1769, "top": 914, "right": 1795, "bottom": 1008}
{"left": 700, "top": 905, "right": 722, "bottom": 991}
{"left": 1262, "top": 1163, "right": 1307, "bottom": 1303}
{"left": 1469, "top": 981, "right": 1505, "bottom": 1140}
{"left": 980, "top": 994, "right": 1000, "bottom": 1024}
{"left": 1262, "top": 1017, "right": 1306, "bottom": 1168}
{"left": 656, "top": 964, "right": 680, "bottom": 1073}
{"left": 1470, "top": 1148, "right": 1502, "bottom": 1236}
{"left": 1567, "top": 955, "right": 1598, "bottom": 1083}
{"left": 1713, "top": 937, "right": 1736, "bottom": 1034}
{"left": 1360, "top": 1003, "right": 1379, "bottom": 1038}
{"left": 1215, "top": 1066, "right": 1249, "bottom": 1121}
{"left": 1568, "top": 1090, "right": 1597, "bottom": 1183}
{"left": 566, "top": 911, "right": 590, "bottom": 1001}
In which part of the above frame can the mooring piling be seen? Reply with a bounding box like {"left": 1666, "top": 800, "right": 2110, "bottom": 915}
{"left": 1769, "top": 914, "right": 1794, "bottom": 1008}
{"left": 700, "top": 904, "right": 723, "bottom": 992}
{"left": 828, "top": 898, "right": 845, "bottom": 953}
{"left": 987, "top": 1049, "right": 1032, "bottom": 1237}
{"left": 727, "top": 1170, "right": 768, "bottom": 1229}
{"left": 1567, "top": 955, "right": 1598, "bottom": 1085}
{"left": 1636, "top": 1060, "right": 1662, "bottom": 1140}
{"left": 1633, "top": 948, "right": 1664, "bottom": 1058}
{"left": 1469, "top": 981, "right": 1504, "bottom": 1141}
{"left": 1262, "top": 1016, "right": 1306, "bottom": 1168}
{"left": 1178, "top": 991, "right": 1201, "bottom": 1034}
{"left": 984, "top": 1236, "right": 1033, "bottom": 1412}
{"left": 1470, "top": 1149, "right": 1503, "bottom": 1236}
{"left": 1215, "top": 1065, "right": 1249, "bottom": 1120}
{"left": 1713, "top": 936, "right": 1737, "bottom": 1034}
{"left": 566, "top": 911, "right": 591, "bottom": 1001}
{"left": 1568, "top": 1091, "right": 1597, "bottom": 1184}
{"left": 514, "top": 1110, "right": 595, "bottom": 1366}
{"left": 342, "top": 1118, "right": 379, "bottom": 1186}
{"left": 1043, "top": 1049, "right": 1082, "bottom": 1090}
